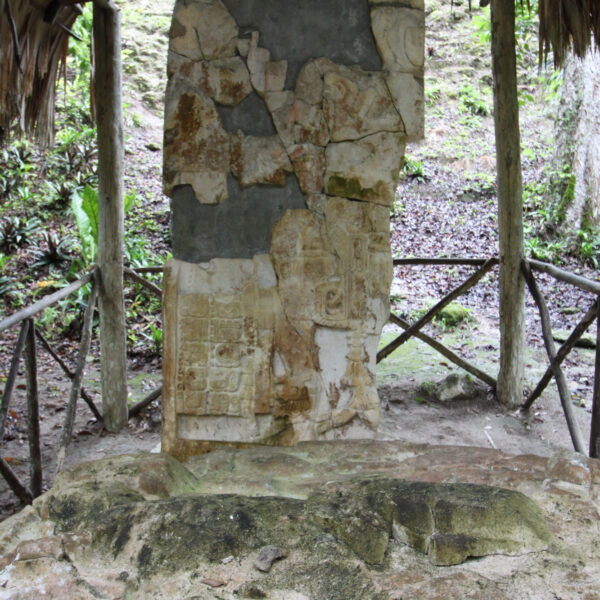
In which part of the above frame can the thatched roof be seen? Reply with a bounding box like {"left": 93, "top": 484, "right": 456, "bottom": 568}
{"left": 0, "top": 0, "right": 599, "bottom": 145}
{"left": 0, "top": 0, "right": 81, "bottom": 145}
{"left": 539, "top": 0, "right": 600, "bottom": 66}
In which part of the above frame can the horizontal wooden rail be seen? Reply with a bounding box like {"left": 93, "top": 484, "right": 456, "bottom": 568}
{"left": 394, "top": 257, "right": 499, "bottom": 266}
{"left": 0, "top": 271, "right": 94, "bottom": 333}
{"left": 527, "top": 258, "right": 600, "bottom": 296}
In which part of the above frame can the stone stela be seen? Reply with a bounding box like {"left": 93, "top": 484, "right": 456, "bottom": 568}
{"left": 162, "top": 0, "right": 425, "bottom": 458}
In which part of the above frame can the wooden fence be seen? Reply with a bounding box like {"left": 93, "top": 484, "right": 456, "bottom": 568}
{"left": 0, "top": 266, "right": 162, "bottom": 504}
{"left": 1, "top": 256, "right": 599, "bottom": 507}
{"left": 378, "top": 256, "right": 600, "bottom": 458}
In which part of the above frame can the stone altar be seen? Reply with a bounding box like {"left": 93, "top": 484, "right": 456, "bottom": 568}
{"left": 162, "top": 0, "right": 424, "bottom": 457}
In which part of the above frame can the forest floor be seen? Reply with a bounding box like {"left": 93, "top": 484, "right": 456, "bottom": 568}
{"left": 1, "top": 0, "right": 598, "bottom": 521}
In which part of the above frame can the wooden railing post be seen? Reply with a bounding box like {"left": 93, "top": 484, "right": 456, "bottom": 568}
{"left": 93, "top": 1, "right": 128, "bottom": 432}
{"left": 590, "top": 299, "right": 600, "bottom": 458}
{"left": 0, "top": 319, "right": 30, "bottom": 440}
{"left": 24, "top": 319, "right": 42, "bottom": 497}
{"left": 55, "top": 278, "right": 100, "bottom": 475}
{"left": 522, "top": 262, "right": 586, "bottom": 454}
{"left": 491, "top": 0, "right": 526, "bottom": 407}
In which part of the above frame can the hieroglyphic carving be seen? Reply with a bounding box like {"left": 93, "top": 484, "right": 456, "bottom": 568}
{"left": 172, "top": 267, "right": 275, "bottom": 423}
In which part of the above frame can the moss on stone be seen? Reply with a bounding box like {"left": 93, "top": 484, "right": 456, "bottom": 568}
{"left": 436, "top": 302, "right": 471, "bottom": 327}
{"left": 326, "top": 175, "right": 372, "bottom": 200}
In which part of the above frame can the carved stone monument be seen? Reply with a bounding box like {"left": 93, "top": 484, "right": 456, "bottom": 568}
{"left": 162, "top": 0, "right": 424, "bottom": 458}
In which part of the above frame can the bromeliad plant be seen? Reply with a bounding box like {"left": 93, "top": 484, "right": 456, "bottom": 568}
{"left": 0, "top": 215, "right": 41, "bottom": 253}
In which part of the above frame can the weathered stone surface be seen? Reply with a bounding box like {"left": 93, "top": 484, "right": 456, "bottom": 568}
{"left": 170, "top": 0, "right": 238, "bottom": 61}
{"left": 253, "top": 545, "right": 287, "bottom": 572}
{"left": 288, "top": 143, "right": 326, "bottom": 193}
{"left": 246, "top": 32, "right": 271, "bottom": 93}
{"left": 309, "top": 478, "right": 551, "bottom": 566}
{"left": 162, "top": 257, "right": 287, "bottom": 452}
{"left": 231, "top": 134, "right": 292, "bottom": 187}
{"left": 386, "top": 71, "right": 424, "bottom": 141}
{"left": 197, "top": 57, "right": 253, "bottom": 106}
{"left": 270, "top": 97, "right": 330, "bottom": 147}
{"left": 434, "top": 374, "right": 480, "bottom": 403}
{"left": 325, "top": 132, "right": 406, "bottom": 205}
{"left": 295, "top": 58, "right": 329, "bottom": 105}
{"left": 163, "top": 86, "right": 230, "bottom": 201}
{"left": 168, "top": 56, "right": 253, "bottom": 107}
{"left": 370, "top": 6, "right": 425, "bottom": 73}
{"left": 270, "top": 200, "right": 392, "bottom": 436}
{"left": 323, "top": 66, "right": 404, "bottom": 141}
{"left": 545, "top": 449, "right": 593, "bottom": 486}
{"left": 4, "top": 442, "right": 596, "bottom": 599}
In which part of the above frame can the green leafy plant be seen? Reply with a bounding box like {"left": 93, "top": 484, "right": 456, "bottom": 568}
{"left": 31, "top": 230, "right": 73, "bottom": 268}
{"left": 400, "top": 156, "right": 427, "bottom": 183}
{"left": 148, "top": 322, "right": 163, "bottom": 354}
{"left": 0, "top": 253, "right": 17, "bottom": 301}
{"left": 577, "top": 228, "right": 600, "bottom": 268}
{"left": 458, "top": 84, "right": 490, "bottom": 116}
{"left": 70, "top": 185, "right": 99, "bottom": 266}
{"left": 0, "top": 216, "right": 41, "bottom": 253}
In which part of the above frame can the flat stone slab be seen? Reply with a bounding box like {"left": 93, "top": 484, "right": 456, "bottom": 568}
{"left": 0, "top": 442, "right": 599, "bottom": 599}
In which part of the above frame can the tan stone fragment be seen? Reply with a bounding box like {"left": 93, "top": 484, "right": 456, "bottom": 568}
{"left": 170, "top": 0, "right": 238, "bottom": 61}
{"left": 174, "top": 170, "right": 228, "bottom": 205}
{"left": 237, "top": 37, "right": 250, "bottom": 58}
{"left": 231, "top": 134, "right": 293, "bottom": 187}
{"left": 265, "top": 61, "right": 288, "bottom": 92}
{"left": 385, "top": 71, "right": 424, "bottom": 141}
{"left": 207, "top": 58, "right": 253, "bottom": 106}
{"left": 370, "top": 7, "right": 424, "bottom": 73}
{"left": 247, "top": 32, "right": 271, "bottom": 93}
{"left": 270, "top": 99, "right": 329, "bottom": 147}
{"left": 295, "top": 58, "right": 333, "bottom": 104}
{"left": 325, "top": 131, "right": 406, "bottom": 206}
{"left": 170, "top": 57, "right": 252, "bottom": 107}
{"left": 305, "top": 193, "right": 328, "bottom": 216}
{"left": 163, "top": 87, "right": 230, "bottom": 201}
{"left": 323, "top": 67, "right": 404, "bottom": 141}
{"left": 288, "top": 144, "right": 326, "bottom": 193}
{"left": 264, "top": 90, "right": 294, "bottom": 113}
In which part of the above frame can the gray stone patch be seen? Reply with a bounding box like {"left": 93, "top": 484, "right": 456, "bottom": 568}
{"left": 217, "top": 92, "right": 276, "bottom": 136}
{"left": 221, "top": 0, "right": 382, "bottom": 89}
{"left": 171, "top": 175, "right": 305, "bottom": 262}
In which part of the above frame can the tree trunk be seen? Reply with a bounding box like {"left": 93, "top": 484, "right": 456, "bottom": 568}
{"left": 491, "top": 0, "right": 525, "bottom": 407}
{"left": 549, "top": 49, "right": 600, "bottom": 232}
{"left": 93, "top": 3, "right": 128, "bottom": 432}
